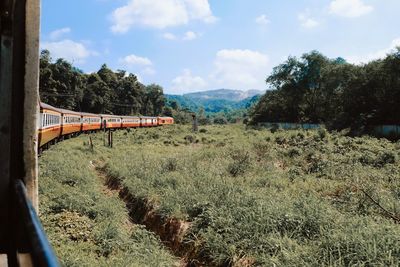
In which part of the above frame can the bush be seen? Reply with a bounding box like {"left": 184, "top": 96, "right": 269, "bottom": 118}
{"left": 213, "top": 116, "right": 228, "bottom": 125}
{"left": 227, "top": 149, "right": 251, "bottom": 177}
{"left": 163, "top": 157, "right": 178, "bottom": 172}
{"left": 184, "top": 135, "right": 195, "bottom": 143}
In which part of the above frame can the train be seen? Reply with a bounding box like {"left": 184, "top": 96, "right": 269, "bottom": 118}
{"left": 38, "top": 102, "right": 174, "bottom": 148}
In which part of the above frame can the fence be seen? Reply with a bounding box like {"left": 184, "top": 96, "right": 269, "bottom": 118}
{"left": 371, "top": 125, "right": 400, "bottom": 138}
{"left": 258, "top": 122, "right": 400, "bottom": 138}
{"left": 257, "top": 122, "right": 321, "bottom": 130}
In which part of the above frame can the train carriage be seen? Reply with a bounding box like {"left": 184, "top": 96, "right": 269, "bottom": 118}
{"left": 59, "top": 108, "right": 82, "bottom": 136}
{"left": 38, "top": 102, "right": 62, "bottom": 147}
{"left": 158, "top": 116, "right": 174, "bottom": 125}
{"left": 140, "top": 116, "right": 157, "bottom": 127}
{"left": 101, "top": 114, "right": 122, "bottom": 129}
{"left": 81, "top": 112, "right": 102, "bottom": 132}
{"left": 121, "top": 116, "right": 140, "bottom": 128}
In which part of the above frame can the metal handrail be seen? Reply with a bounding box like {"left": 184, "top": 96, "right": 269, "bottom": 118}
{"left": 14, "top": 179, "right": 59, "bottom": 267}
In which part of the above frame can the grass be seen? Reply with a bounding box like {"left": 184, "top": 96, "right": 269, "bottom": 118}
{"left": 40, "top": 125, "right": 400, "bottom": 266}
{"left": 38, "top": 139, "right": 178, "bottom": 267}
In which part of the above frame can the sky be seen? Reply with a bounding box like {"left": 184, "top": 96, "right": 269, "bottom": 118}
{"left": 41, "top": 0, "right": 400, "bottom": 94}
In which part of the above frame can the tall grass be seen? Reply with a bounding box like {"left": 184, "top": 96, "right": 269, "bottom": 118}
{"left": 39, "top": 140, "right": 177, "bottom": 266}
{"left": 40, "top": 125, "right": 400, "bottom": 266}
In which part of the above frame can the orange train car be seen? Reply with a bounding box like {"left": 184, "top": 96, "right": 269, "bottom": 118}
{"left": 82, "top": 112, "right": 101, "bottom": 132}
{"left": 101, "top": 115, "right": 122, "bottom": 129}
{"left": 158, "top": 116, "right": 174, "bottom": 125}
{"left": 59, "top": 108, "right": 82, "bottom": 136}
{"left": 38, "top": 102, "right": 62, "bottom": 147}
{"left": 38, "top": 102, "right": 174, "bottom": 148}
{"left": 121, "top": 116, "right": 140, "bottom": 128}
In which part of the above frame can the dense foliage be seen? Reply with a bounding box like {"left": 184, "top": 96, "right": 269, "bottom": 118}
{"left": 166, "top": 94, "right": 260, "bottom": 114}
{"left": 166, "top": 94, "right": 260, "bottom": 124}
{"left": 250, "top": 49, "right": 400, "bottom": 132}
{"left": 39, "top": 50, "right": 166, "bottom": 116}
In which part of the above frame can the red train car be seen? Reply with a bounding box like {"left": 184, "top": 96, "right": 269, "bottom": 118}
{"left": 158, "top": 116, "right": 174, "bottom": 125}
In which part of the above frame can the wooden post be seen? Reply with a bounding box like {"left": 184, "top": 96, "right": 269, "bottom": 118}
{"left": 192, "top": 114, "right": 198, "bottom": 132}
{"left": 107, "top": 129, "right": 110, "bottom": 147}
{"left": 107, "top": 129, "right": 113, "bottom": 148}
{"left": 110, "top": 131, "right": 113, "bottom": 148}
{"left": 89, "top": 135, "right": 93, "bottom": 151}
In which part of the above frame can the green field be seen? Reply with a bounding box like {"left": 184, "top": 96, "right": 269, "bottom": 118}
{"left": 39, "top": 125, "right": 400, "bottom": 266}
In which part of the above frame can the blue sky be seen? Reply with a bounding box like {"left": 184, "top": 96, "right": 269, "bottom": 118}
{"left": 41, "top": 0, "right": 400, "bottom": 94}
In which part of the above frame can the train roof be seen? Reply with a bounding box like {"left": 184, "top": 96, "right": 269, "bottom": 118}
{"left": 139, "top": 116, "right": 157, "bottom": 119}
{"left": 56, "top": 108, "right": 81, "bottom": 116}
{"left": 40, "top": 102, "right": 82, "bottom": 116}
{"left": 39, "top": 102, "right": 60, "bottom": 112}
{"left": 100, "top": 114, "right": 121, "bottom": 118}
{"left": 120, "top": 115, "right": 140, "bottom": 119}
{"left": 80, "top": 112, "right": 101, "bottom": 117}
{"left": 40, "top": 102, "right": 165, "bottom": 119}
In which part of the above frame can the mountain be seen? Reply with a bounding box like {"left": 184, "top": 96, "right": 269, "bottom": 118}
{"left": 184, "top": 89, "right": 262, "bottom": 102}
{"left": 166, "top": 89, "right": 263, "bottom": 113}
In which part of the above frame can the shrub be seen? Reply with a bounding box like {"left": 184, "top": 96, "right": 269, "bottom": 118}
{"left": 184, "top": 135, "right": 195, "bottom": 143}
{"left": 227, "top": 149, "right": 251, "bottom": 177}
{"left": 163, "top": 157, "right": 178, "bottom": 172}
{"left": 213, "top": 117, "right": 228, "bottom": 125}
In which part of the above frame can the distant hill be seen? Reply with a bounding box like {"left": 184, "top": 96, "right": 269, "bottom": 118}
{"left": 185, "top": 89, "right": 262, "bottom": 102}
{"left": 166, "top": 89, "right": 263, "bottom": 113}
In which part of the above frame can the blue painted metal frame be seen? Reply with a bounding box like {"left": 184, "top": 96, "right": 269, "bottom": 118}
{"left": 14, "top": 179, "right": 59, "bottom": 267}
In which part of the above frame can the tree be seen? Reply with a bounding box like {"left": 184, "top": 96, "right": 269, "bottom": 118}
{"left": 249, "top": 49, "right": 400, "bottom": 132}
{"left": 144, "top": 84, "right": 165, "bottom": 115}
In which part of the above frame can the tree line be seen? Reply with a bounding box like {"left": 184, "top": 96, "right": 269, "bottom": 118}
{"left": 39, "top": 50, "right": 165, "bottom": 116}
{"left": 249, "top": 49, "right": 400, "bottom": 132}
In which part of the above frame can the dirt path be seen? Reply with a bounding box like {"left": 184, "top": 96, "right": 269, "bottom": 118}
{"left": 89, "top": 160, "right": 188, "bottom": 267}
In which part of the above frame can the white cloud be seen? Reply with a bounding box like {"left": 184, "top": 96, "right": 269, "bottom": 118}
{"left": 298, "top": 13, "right": 319, "bottom": 28}
{"left": 184, "top": 0, "right": 217, "bottom": 23}
{"left": 255, "top": 14, "right": 270, "bottom": 26}
{"left": 119, "top": 54, "right": 153, "bottom": 66}
{"left": 142, "top": 67, "right": 156, "bottom": 75}
{"left": 347, "top": 38, "right": 400, "bottom": 64}
{"left": 183, "top": 31, "right": 197, "bottom": 41}
{"left": 172, "top": 69, "right": 207, "bottom": 93}
{"left": 163, "top": 31, "right": 199, "bottom": 41}
{"left": 163, "top": 32, "right": 177, "bottom": 40}
{"left": 49, "top": 27, "right": 71, "bottom": 40}
{"left": 110, "top": 0, "right": 217, "bottom": 33}
{"left": 41, "top": 39, "right": 97, "bottom": 64}
{"left": 329, "top": 0, "right": 373, "bottom": 18}
{"left": 211, "top": 49, "right": 269, "bottom": 90}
